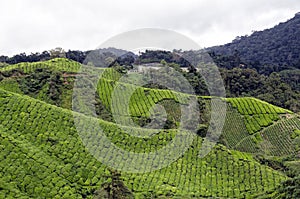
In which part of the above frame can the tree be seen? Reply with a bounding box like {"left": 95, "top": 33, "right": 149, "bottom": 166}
{"left": 276, "top": 175, "right": 300, "bottom": 198}
{"left": 94, "top": 169, "right": 134, "bottom": 199}
{"left": 49, "top": 47, "right": 66, "bottom": 58}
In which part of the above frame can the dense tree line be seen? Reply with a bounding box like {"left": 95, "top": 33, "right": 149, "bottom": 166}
{"left": 182, "top": 66, "right": 300, "bottom": 112}
{"left": 2, "top": 48, "right": 300, "bottom": 112}
{"left": 0, "top": 48, "right": 135, "bottom": 67}
{"left": 209, "top": 13, "right": 300, "bottom": 71}
{"left": 127, "top": 56, "right": 296, "bottom": 112}
{"left": 209, "top": 51, "right": 297, "bottom": 75}
{"left": 221, "top": 67, "right": 300, "bottom": 112}
{"left": 0, "top": 51, "right": 51, "bottom": 64}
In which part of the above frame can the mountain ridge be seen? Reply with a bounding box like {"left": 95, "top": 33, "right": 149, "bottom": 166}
{"left": 209, "top": 13, "right": 300, "bottom": 70}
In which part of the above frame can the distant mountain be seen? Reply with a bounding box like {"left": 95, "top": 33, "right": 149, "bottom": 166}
{"left": 210, "top": 13, "right": 300, "bottom": 69}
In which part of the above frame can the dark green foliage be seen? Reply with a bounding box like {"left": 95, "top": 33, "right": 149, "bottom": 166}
{"left": 183, "top": 71, "right": 209, "bottom": 96}
{"left": 1, "top": 68, "right": 24, "bottom": 78}
{"left": 206, "top": 14, "right": 300, "bottom": 113}
{"left": 94, "top": 93, "right": 113, "bottom": 122}
{"left": 196, "top": 124, "right": 208, "bottom": 138}
{"left": 136, "top": 50, "right": 192, "bottom": 69}
{"left": 220, "top": 67, "right": 300, "bottom": 112}
{"left": 254, "top": 155, "right": 288, "bottom": 173}
{"left": 94, "top": 169, "right": 134, "bottom": 199}
{"left": 276, "top": 175, "right": 300, "bottom": 198}
{"left": 0, "top": 51, "right": 51, "bottom": 64}
{"left": 18, "top": 68, "right": 63, "bottom": 104}
{"left": 210, "top": 13, "right": 300, "bottom": 71}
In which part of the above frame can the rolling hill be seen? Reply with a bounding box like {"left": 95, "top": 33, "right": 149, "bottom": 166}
{"left": 0, "top": 58, "right": 300, "bottom": 198}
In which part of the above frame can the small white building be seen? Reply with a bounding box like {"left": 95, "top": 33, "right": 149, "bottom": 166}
{"left": 128, "top": 63, "right": 163, "bottom": 74}
{"left": 128, "top": 63, "right": 190, "bottom": 74}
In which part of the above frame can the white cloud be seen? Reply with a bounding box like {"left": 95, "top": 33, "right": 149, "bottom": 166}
{"left": 0, "top": 0, "right": 299, "bottom": 55}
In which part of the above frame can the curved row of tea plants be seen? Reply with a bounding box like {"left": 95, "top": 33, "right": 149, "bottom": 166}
{"left": 0, "top": 88, "right": 289, "bottom": 198}
{"left": 227, "top": 97, "right": 291, "bottom": 134}
{"left": 1, "top": 60, "right": 297, "bottom": 159}
{"left": 0, "top": 58, "right": 81, "bottom": 73}
{"left": 260, "top": 116, "right": 300, "bottom": 156}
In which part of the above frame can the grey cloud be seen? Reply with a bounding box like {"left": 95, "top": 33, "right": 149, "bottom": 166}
{"left": 0, "top": 0, "right": 299, "bottom": 55}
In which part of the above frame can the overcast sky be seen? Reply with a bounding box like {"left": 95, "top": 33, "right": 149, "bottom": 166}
{"left": 1, "top": 0, "right": 300, "bottom": 56}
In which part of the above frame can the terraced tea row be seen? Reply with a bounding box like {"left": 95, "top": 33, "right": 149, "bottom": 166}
{"left": 260, "top": 116, "right": 300, "bottom": 156}
{"left": 227, "top": 97, "right": 291, "bottom": 134}
{"left": 0, "top": 89, "right": 288, "bottom": 198}
{"left": 1, "top": 61, "right": 298, "bottom": 159}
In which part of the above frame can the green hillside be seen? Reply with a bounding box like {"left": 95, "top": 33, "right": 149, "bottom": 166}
{"left": 0, "top": 58, "right": 81, "bottom": 73}
{"left": 1, "top": 59, "right": 299, "bottom": 155}
{"left": 0, "top": 88, "right": 290, "bottom": 198}
{"left": 1, "top": 59, "right": 299, "bottom": 152}
{"left": 1, "top": 58, "right": 300, "bottom": 198}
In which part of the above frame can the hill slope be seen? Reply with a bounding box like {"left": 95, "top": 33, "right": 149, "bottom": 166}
{"left": 0, "top": 88, "right": 290, "bottom": 198}
{"left": 1, "top": 59, "right": 299, "bottom": 156}
{"left": 1, "top": 58, "right": 300, "bottom": 198}
{"left": 210, "top": 13, "right": 300, "bottom": 69}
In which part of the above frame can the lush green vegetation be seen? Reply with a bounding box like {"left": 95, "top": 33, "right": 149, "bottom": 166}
{"left": 1, "top": 56, "right": 300, "bottom": 198}
{"left": 227, "top": 97, "right": 290, "bottom": 134}
{"left": 96, "top": 77, "right": 194, "bottom": 128}
{"left": 218, "top": 67, "right": 300, "bottom": 113}
{"left": 1, "top": 59, "right": 298, "bottom": 156}
{"left": 219, "top": 104, "right": 259, "bottom": 153}
{"left": 0, "top": 78, "right": 23, "bottom": 94}
{"left": 221, "top": 98, "right": 300, "bottom": 157}
{"left": 0, "top": 58, "right": 81, "bottom": 73}
{"left": 0, "top": 87, "right": 292, "bottom": 198}
{"left": 259, "top": 117, "right": 300, "bottom": 156}
{"left": 210, "top": 13, "right": 300, "bottom": 70}
{"left": 1, "top": 13, "right": 300, "bottom": 198}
